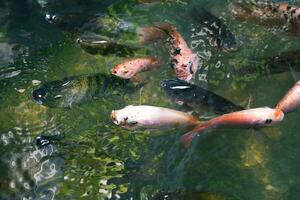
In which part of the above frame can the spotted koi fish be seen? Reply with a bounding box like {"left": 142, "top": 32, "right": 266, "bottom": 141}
{"left": 155, "top": 23, "right": 200, "bottom": 82}
{"left": 231, "top": 0, "right": 300, "bottom": 32}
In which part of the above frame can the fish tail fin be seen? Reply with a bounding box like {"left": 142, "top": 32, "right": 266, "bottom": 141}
{"left": 152, "top": 22, "right": 176, "bottom": 36}
{"left": 137, "top": 26, "right": 168, "bottom": 45}
{"left": 181, "top": 123, "right": 209, "bottom": 148}
{"left": 151, "top": 57, "right": 164, "bottom": 68}
{"left": 181, "top": 131, "right": 197, "bottom": 148}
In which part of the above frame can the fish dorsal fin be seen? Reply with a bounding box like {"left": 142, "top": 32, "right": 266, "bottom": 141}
{"left": 246, "top": 95, "right": 252, "bottom": 109}
{"left": 290, "top": 66, "right": 300, "bottom": 81}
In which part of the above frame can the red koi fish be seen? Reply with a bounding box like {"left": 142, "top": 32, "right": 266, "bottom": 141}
{"left": 111, "top": 57, "right": 164, "bottom": 79}
{"left": 181, "top": 107, "right": 284, "bottom": 147}
{"left": 276, "top": 80, "right": 300, "bottom": 113}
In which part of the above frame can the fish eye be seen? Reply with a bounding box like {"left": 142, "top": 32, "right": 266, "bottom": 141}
{"left": 128, "top": 121, "right": 138, "bottom": 125}
{"left": 265, "top": 119, "right": 272, "bottom": 124}
{"left": 112, "top": 69, "right": 117, "bottom": 74}
{"left": 173, "top": 48, "right": 181, "bottom": 55}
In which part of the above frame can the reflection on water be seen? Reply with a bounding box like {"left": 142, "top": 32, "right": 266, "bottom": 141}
{"left": 1, "top": 0, "right": 300, "bottom": 199}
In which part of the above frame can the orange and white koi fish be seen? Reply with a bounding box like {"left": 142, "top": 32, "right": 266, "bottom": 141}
{"left": 111, "top": 57, "right": 164, "bottom": 79}
{"left": 155, "top": 23, "right": 199, "bottom": 82}
{"left": 276, "top": 80, "right": 300, "bottom": 113}
{"left": 181, "top": 107, "right": 284, "bottom": 147}
{"left": 111, "top": 105, "right": 201, "bottom": 130}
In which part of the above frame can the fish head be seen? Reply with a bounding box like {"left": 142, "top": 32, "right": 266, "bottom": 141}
{"left": 77, "top": 34, "right": 109, "bottom": 46}
{"left": 172, "top": 52, "right": 199, "bottom": 81}
{"left": 76, "top": 34, "right": 111, "bottom": 54}
{"left": 32, "top": 87, "right": 49, "bottom": 105}
{"left": 111, "top": 64, "right": 131, "bottom": 79}
{"left": 111, "top": 106, "right": 139, "bottom": 129}
{"left": 45, "top": 14, "right": 57, "bottom": 24}
{"left": 252, "top": 108, "right": 284, "bottom": 128}
{"left": 161, "top": 79, "right": 195, "bottom": 103}
{"left": 32, "top": 79, "right": 76, "bottom": 108}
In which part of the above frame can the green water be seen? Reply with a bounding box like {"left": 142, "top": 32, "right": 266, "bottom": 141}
{"left": 1, "top": 0, "right": 300, "bottom": 199}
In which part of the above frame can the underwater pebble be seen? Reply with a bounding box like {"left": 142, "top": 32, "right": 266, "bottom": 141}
{"left": 32, "top": 80, "right": 41, "bottom": 86}
{"left": 15, "top": 88, "right": 25, "bottom": 93}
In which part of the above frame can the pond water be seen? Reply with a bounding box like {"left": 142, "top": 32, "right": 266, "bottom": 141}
{"left": 1, "top": 0, "right": 300, "bottom": 199}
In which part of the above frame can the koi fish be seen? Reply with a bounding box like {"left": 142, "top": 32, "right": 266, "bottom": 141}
{"left": 155, "top": 23, "right": 199, "bottom": 82}
{"left": 32, "top": 73, "right": 138, "bottom": 108}
{"left": 231, "top": 0, "right": 300, "bottom": 32}
{"left": 111, "top": 105, "right": 201, "bottom": 130}
{"left": 161, "top": 79, "right": 244, "bottom": 115}
{"left": 137, "top": 26, "right": 169, "bottom": 45}
{"left": 181, "top": 107, "right": 284, "bottom": 147}
{"left": 111, "top": 57, "right": 164, "bottom": 79}
{"left": 276, "top": 80, "right": 300, "bottom": 113}
{"left": 77, "top": 34, "right": 142, "bottom": 56}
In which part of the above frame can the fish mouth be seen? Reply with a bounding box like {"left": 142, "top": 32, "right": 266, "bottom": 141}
{"left": 160, "top": 80, "right": 168, "bottom": 88}
{"left": 111, "top": 111, "right": 119, "bottom": 125}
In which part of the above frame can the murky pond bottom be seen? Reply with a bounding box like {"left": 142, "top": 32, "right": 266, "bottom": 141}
{"left": 1, "top": 0, "right": 300, "bottom": 199}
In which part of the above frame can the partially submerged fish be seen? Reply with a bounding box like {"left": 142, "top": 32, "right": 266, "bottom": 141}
{"left": 276, "top": 80, "right": 300, "bottom": 114}
{"left": 190, "top": 7, "right": 237, "bottom": 51}
{"left": 155, "top": 23, "right": 199, "bottom": 82}
{"left": 111, "top": 105, "right": 201, "bottom": 130}
{"left": 181, "top": 107, "right": 284, "bottom": 147}
{"left": 161, "top": 79, "right": 244, "bottom": 115}
{"left": 137, "top": 26, "right": 168, "bottom": 45}
{"left": 32, "top": 73, "right": 138, "bottom": 108}
{"left": 111, "top": 57, "right": 164, "bottom": 79}
{"left": 231, "top": 0, "right": 300, "bottom": 32}
{"left": 77, "top": 34, "right": 142, "bottom": 56}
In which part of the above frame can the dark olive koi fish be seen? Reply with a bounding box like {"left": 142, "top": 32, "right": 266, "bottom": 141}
{"left": 190, "top": 7, "right": 238, "bottom": 51}
{"left": 161, "top": 79, "right": 244, "bottom": 115}
{"left": 77, "top": 34, "right": 142, "bottom": 56}
{"left": 32, "top": 73, "right": 138, "bottom": 108}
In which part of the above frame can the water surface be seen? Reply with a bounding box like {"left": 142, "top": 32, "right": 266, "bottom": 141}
{"left": 1, "top": 0, "right": 300, "bottom": 199}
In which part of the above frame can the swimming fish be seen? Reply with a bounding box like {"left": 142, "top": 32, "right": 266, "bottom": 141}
{"left": 161, "top": 79, "right": 244, "bottom": 115}
{"left": 155, "top": 23, "right": 199, "bottom": 82}
{"left": 111, "top": 57, "right": 164, "bottom": 79}
{"left": 231, "top": 0, "right": 300, "bottom": 32}
{"left": 276, "top": 80, "right": 300, "bottom": 114}
{"left": 190, "top": 7, "right": 237, "bottom": 51}
{"left": 111, "top": 105, "right": 201, "bottom": 130}
{"left": 32, "top": 73, "right": 138, "bottom": 108}
{"left": 181, "top": 107, "right": 284, "bottom": 147}
{"left": 77, "top": 34, "right": 142, "bottom": 56}
{"left": 137, "top": 26, "right": 169, "bottom": 45}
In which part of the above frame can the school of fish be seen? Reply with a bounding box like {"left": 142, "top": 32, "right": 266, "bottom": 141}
{"left": 33, "top": 0, "right": 300, "bottom": 150}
